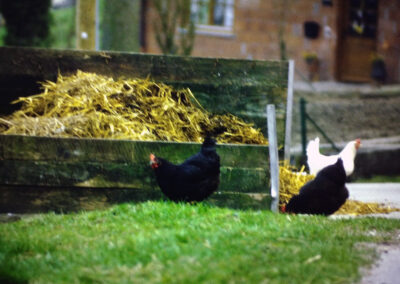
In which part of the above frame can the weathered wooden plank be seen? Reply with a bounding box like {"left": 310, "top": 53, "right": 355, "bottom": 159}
{"left": 0, "top": 47, "right": 288, "bottom": 212}
{"left": 208, "top": 192, "right": 272, "bottom": 211}
{"left": 0, "top": 134, "right": 269, "bottom": 193}
{"left": 0, "top": 47, "right": 288, "bottom": 88}
{"left": 0, "top": 47, "right": 288, "bottom": 135}
{"left": 219, "top": 167, "right": 268, "bottom": 192}
{"left": 0, "top": 134, "right": 269, "bottom": 167}
{"left": 0, "top": 160, "right": 153, "bottom": 189}
{"left": 0, "top": 185, "right": 163, "bottom": 213}
{"left": 0, "top": 160, "right": 268, "bottom": 193}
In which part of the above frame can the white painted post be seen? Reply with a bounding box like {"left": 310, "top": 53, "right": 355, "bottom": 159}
{"left": 284, "top": 60, "right": 295, "bottom": 162}
{"left": 267, "top": 104, "right": 279, "bottom": 212}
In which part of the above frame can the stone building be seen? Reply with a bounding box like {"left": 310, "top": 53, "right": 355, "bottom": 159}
{"left": 141, "top": 0, "right": 400, "bottom": 83}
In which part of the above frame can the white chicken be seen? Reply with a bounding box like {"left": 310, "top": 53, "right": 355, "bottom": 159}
{"left": 306, "top": 137, "right": 361, "bottom": 176}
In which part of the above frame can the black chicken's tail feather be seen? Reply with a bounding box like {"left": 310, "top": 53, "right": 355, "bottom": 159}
{"left": 202, "top": 125, "right": 227, "bottom": 139}
{"left": 200, "top": 125, "right": 227, "bottom": 153}
{"left": 202, "top": 135, "right": 216, "bottom": 148}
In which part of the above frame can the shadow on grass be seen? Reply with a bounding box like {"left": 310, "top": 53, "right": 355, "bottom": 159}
{"left": 206, "top": 192, "right": 272, "bottom": 211}
{"left": 0, "top": 275, "right": 28, "bottom": 284}
{"left": 0, "top": 186, "right": 272, "bottom": 215}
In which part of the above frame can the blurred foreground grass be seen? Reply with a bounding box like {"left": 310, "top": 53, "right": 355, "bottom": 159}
{"left": 1, "top": 201, "right": 400, "bottom": 283}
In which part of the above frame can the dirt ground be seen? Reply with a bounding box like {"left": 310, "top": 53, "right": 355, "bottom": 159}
{"left": 289, "top": 82, "right": 400, "bottom": 178}
{"left": 291, "top": 83, "right": 400, "bottom": 146}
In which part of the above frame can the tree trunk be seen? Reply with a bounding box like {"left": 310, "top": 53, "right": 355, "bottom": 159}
{"left": 100, "top": 0, "right": 141, "bottom": 52}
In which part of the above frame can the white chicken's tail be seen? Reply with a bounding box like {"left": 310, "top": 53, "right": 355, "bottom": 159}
{"left": 306, "top": 137, "right": 321, "bottom": 175}
{"left": 306, "top": 137, "right": 320, "bottom": 157}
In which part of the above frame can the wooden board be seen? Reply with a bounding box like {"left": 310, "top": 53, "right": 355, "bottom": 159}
{"left": 0, "top": 134, "right": 270, "bottom": 213}
{"left": 0, "top": 47, "right": 288, "bottom": 100}
{"left": 0, "top": 134, "right": 269, "bottom": 191}
{"left": 337, "top": 37, "right": 375, "bottom": 82}
{"left": 0, "top": 46, "right": 288, "bottom": 142}
{"left": 0, "top": 47, "right": 290, "bottom": 213}
{"left": 0, "top": 186, "right": 272, "bottom": 214}
{"left": 336, "top": 0, "right": 377, "bottom": 82}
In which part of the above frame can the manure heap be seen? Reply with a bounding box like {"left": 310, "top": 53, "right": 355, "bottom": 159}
{"left": 0, "top": 70, "right": 267, "bottom": 145}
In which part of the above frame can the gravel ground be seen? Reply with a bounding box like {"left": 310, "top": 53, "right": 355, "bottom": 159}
{"left": 347, "top": 183, "right": 400, "bottom": 207}
{"left": 291, "top": 82, "right": 400, "bottom": 146}
{"left": 290, "top": 81, "right": 400, "bottom": 178}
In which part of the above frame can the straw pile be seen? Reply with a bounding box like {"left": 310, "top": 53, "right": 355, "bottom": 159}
{"left": 279, "top": 163, "right": 400, "bottom": 215}
{"left": 0, "top": 70, "right": 267, "bottom": 144}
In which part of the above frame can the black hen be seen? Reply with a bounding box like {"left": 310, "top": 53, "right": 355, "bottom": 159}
{"left": 149, "top": 136, "right": 220, "bottom": 202}
{"left": 285, "top": 158, "right": 349, "bottom": 216}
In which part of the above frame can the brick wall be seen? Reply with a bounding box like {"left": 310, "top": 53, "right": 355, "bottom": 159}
{"left": 144, "top": 0, "right": 400, "bottom": 83}
{"left": 378, "top": 0, "right": 400, "bottom": 83}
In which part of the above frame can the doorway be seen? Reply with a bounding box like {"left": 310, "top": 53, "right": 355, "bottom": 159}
{"left": 337, "top": 0, "right": 379, "bottom": 82}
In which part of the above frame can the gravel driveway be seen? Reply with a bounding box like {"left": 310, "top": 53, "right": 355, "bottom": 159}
{"left": 345, "top": 183, "right": 400, "bottom": 284}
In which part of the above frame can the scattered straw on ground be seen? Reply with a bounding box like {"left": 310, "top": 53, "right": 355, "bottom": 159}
{"left": 279, "top": 163, "right": 400, "bottom": 216}
{"left": 336, "top": 199, "right": 399, "bottom": 216}
{"left": 0, "top": 70, "right": 267, "bottom": 145}
{"left": 279, "top": 163, "right": 314, "bottom": 207}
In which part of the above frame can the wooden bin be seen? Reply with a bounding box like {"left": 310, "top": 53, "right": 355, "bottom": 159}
{"left": 0, "top": 47, "right": 292, "bottom": 213}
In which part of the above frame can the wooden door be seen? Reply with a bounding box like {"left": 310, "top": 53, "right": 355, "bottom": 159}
{"left": 337, "top": 0, "right": 379, "bottom": 82}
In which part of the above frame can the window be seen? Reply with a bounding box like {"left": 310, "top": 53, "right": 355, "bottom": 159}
{"left": 190, "top": 0, "right": 235, "bottom": 37}
{"left": 347, "top": 0, "right": 378, "bottom": 38}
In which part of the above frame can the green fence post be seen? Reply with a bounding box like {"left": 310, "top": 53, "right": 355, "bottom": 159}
{"left": 300, "top": 98, "right": 307, "bottom": 158}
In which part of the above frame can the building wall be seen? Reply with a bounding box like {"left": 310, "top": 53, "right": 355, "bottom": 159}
{"left": 144, "top": 0, "right": 400, "bottom": 83}
{"left": 378, "top": 0, "right": 400, "bottom": 83}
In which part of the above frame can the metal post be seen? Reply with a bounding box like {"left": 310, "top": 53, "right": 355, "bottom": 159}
{"left": 300, "top": 98, "right": 307, "bottom": 158}
{"left": 284, "top": 60, "right": 295, "bottom": 162}
{"left": 267, "top": 104, "right": 279, "bottom": 212}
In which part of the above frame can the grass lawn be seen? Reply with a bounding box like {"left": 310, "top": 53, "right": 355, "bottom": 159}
{"left": 1, "top": 201, "right": 400, "bottom": 283}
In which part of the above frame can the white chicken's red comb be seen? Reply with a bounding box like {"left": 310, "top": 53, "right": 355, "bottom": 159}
{"left": 355, "top": 139, "right": 361, "bottom": 149}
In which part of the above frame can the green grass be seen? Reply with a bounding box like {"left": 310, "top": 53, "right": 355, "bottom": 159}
{"left": 49, "top": 6, "right": 76, "bottom": 49}
{"left": 1, "top": 201, "right": 400, "bottom": 283}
